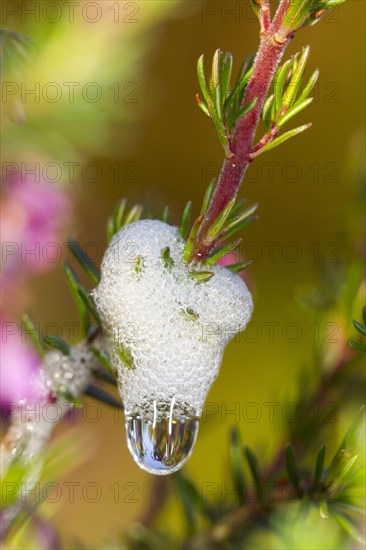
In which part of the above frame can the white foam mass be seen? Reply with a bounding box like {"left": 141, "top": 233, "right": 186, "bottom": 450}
{"left": 93, "top": 220, "right": 253, "bottom": 419}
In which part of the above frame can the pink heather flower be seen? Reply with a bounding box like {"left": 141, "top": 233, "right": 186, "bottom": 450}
{"left": 0, "top": 171, "right": 71, "bottom": 404}
{"left": 0, "top": 175, "right": 70, "bottom": 282}
{"left": 1, "top": 171, "right": 71, "bottom": 312}
{"left": 0, "top": 319, "right": 40, "bottom": 405}
{"left": 218, "top": 252, "right": 250, "bottom": 283}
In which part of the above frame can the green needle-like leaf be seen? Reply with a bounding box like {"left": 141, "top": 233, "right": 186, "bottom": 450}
{"left": 252, "top": 123, "right": 312, "bottom": 157}
{"left": 179, "top": 201, "right": 192, "bottom": 240}
{"left": 226, "top": 98, "right": 256, "bottom": 129}
{"left": 331, "top": 511, "right": 365, "bottom": 544}
{"left": 67, "top": 239, "right": 100, "bottom": 285}
{"left": 224, "top": 217, "right": 258, "bottom": 241}
{"left": 92, "top": 368, "right": 116, "bottom": 386}
{"left": 78, "top": 287, "right": 102, "bottom": 326}
{"left": 161, "top": 247, "right": 175, "bottom": 270}
{"left": 283, "top": 46, "right": 310, "bottom": 107}
{"left": 132, "top": 255, "right": 145, "bottom": 276}
{"left": 207, "top": 197, "right": 236, "bottom": 242}
{"left": 230, "top": 427, "right": 247, "bottom": 505}
{"left": 311, "top": 445, "right": 326, "bottom": 491}
{"left": 227, "top": 199, "right": 247, "bottom": 218}
{"left": 211, "top": 50, "right": 234, "bottom": 117}
{"left": 61, "top": 389, "right": 81, "bottom": 408}
{"left": 326, "top": 407, "right": 365, "bottom": 485}
{"left": 211, "top": 49, "right": 220, "bottom": 87}
{"left": 250, "top": 0, "right": 260, "bottom": 17}
{"left": 107, "top": 217, "right": 115, "bottom": 243}
{"left": 114, "top": 198, "right": 127, "bottom": 232}
{"left": 277, "top": 97, "right": 313, "bottom": 128}
{"left": 180, "top": 307, "right": 199, "bottom": 321}
{"left": 174, "top": 472, "right": 214, "bottom": 525}
{"left": 284, "top": 1, "right": 314, "bottom": 33}
{"left": 244, "top": 446, "right": 262, "bottom": 499}
{"left": 209, "top": 58, "right": 216, "bottom": 97}
{"left": 338, "top": 406, "right": 365, "bottom": 452}
{"left": 197, "top": 54, "right": 210, "bottom": 105}
{"left": 348, "top": 307, "right": 366, "bottom": 351}
{"left": 285, "top": 442, "right": 300, "bottom": 489}
{"left": 161, "top": 206, "right": 170, "bottom": 223}
{"left": 184, "top": 214, "right": 203, "bottom": 262}
{"left": 44, "top": 335, "right": 71, "bottom": 356}
{"left": 210, "top": 50, "right": 222, "bottom": 120}
{"left": 214, "top": 82, "right": 223, "bottom": 120}
{"left": 218, "top": 50, "right": 233, "bottom": 105}
{"left": 225, "top": 203, "right": 259, "bottom": 232}
{"left": 226, "top": 260, "right": 252, "bottom": 272}
{"left": 204, "top": 239, "right": 241, "bottom": 267}
{"left": 124, "top": 204, "right": 143, "bottom": 226}
{"left": 85, "top": 384, "right": 123, "bottom": 409}
{"left": 262, "top": 94, "right": 275, "bottom": 130}
{"left": 275, "top": 58, "right": 293, "bottom": 113}
{"left": 290, "top": 0, "right": 348, "bottom": 29}
{"left": 211, "top": 114, "right": 232, "bottom": 158}
{"left": 224, "top": 66, "right": 253, "bottom": 111}
{"left": 0, "top": 31, "right": 34, "bottom": 109}
{"left": 348, "top": 340, "right": 366, "bottom": 352}
{"left": 188, "top": 270, "right": 214, "bottom": 284}
{"left": 64, "top": 262, "right": 89, "bottom": 333}
{"left": 196, "top": 96, "right": 210, "bottom": 117}
{"left": 200, "top": 179, "right": 216, "bottom": 215}
{"left": 319, "top": 498, "right": 329, "bottom": 519}
{"left": 352, "top": 319, "right": 366, "bottom": 337}
{"left": 236, "top": 55, "right": 255, "bottom": 86}
{"left": 116, "top": 343, "right": 135, "bottom": 370}
{"left": 174, "top": 472, "right": 198, "bottom": 534}
{"left": 21, "top": 314, "right": 45, "bottom": 357}
{"left": 90, "top": 346, "right": 115, "bottom": 376}
{"left": 297, "top": 68, "right": 319, "bottom": 103}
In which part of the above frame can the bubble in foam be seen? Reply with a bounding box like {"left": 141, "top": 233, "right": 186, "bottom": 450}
{"left": 93, "top": 219, "right": 253, "bottom": 474}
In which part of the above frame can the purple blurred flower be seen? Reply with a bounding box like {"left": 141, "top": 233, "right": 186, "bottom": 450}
{"left": 218, "top": 252, "right": 250, "bottom": 283}
{"left": 0, "top": 318, "right": 40, "bottom": 405}
{"left": 0, "top": 169, "right": 71, "bottom": 406}
{"left": 1, "top": 170, "right": 71, "bottom": 312}
{"left": 1, "top": 172, "right": 70, "bottom": 275}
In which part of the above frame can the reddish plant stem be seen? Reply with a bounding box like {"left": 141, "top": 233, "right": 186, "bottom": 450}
{"left": 193, "top": 0, "right": 292, "bottom": 261}
{"left": 257, "top": 0, "right": 271, "bottom": 34}
{"left": 271, "top": 0, "right": 291, "bottom": 31}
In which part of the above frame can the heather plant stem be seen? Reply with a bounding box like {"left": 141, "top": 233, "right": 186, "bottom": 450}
{"left": 186, "top": 485, "right": 299, "bottom": 550}
{"left": 193, "top": 0, "right": 292, "bottom": 261}
{"left": 139, "top": 477, "right": 170, "bottom": 528}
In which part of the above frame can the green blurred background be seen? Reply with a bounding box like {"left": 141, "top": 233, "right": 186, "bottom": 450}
{"left": 1, "top": 0, "right": 365, "bottom": 547}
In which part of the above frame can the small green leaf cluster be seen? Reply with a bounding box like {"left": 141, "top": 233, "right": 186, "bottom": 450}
{"left": 181, "top": 183, "right": 257, "bottom": 270}
{"left": 251, "top": 46, "right": 318, "bottom": 158}
{"left": 197, "top": 50, "right": 256, "bottom": 158}
{"left": 123, "top": 410, "right": 365, "bottom": 549}
{"left": 282, "top": 0, "right": 347, "bottom": 33}
{"left": 320, "top": 407, "right": 366, "bottom": 540}
{"left": 0, "top": 28, "right": 33, "bottom": 78}
{"left": 349, "top": 306, "right": 366, "bottom": 352}
{"left": 107, "top": 198, "right": 143, "bottom": 242}
{"left": 22, "top": 236, "right": 123, "bottom": 409}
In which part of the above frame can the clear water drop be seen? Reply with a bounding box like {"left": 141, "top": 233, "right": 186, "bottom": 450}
{"left": 125, "top": 399, "right": 199, "bottom": 475}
